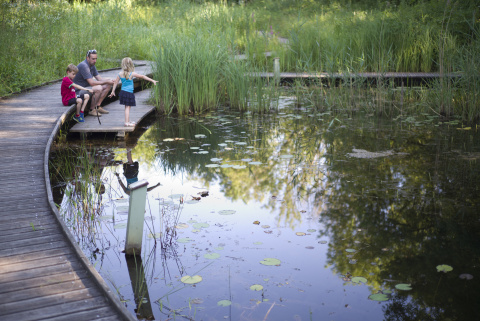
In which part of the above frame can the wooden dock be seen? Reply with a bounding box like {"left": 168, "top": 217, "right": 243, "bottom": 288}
{"left": 0, "top": 63, "right": 152, "bottom": 320}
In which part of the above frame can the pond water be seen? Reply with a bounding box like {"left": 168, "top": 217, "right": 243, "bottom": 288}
{"left": 51, "top": 99, "right": 480, "bottom": 321}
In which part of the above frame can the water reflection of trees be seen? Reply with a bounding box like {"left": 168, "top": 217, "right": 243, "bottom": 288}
{"left": 147, "top": 113, "right": 480, "bottom": 320}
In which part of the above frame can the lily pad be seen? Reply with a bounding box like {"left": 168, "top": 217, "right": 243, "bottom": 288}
{"left": 190, "top": 147, "right": 200, "bottom": 150}
{"left": 113, "top": 223, "right": 127, "bottom": 229}
{"left": 220, "top": 164, "right": 232, "bottom": 168}
{"left": 369, "top": 293, "right": 389, "bottom": 301}
{"left": 219, "top": 210, "right": 236, "bottom": 215}
{"left": 249, "top": 161, "right": 262, "bottom": 165}
{"left": 296, "top": 232, "right": 306, "bottom": 236}
{"left": 232, "top": 165, "right": 246, "bottom": 169}
{"left": 351, "top": 277, "right": 367, "bottom": 284}
{"left": 395, "top": 284, "right": 412, "bottom": 291}
{"left": 181, "top": 275, "right": 202, "bottom": 284}
{"left": 198, "top": 151, "right": 209, "bottom": 154}
{"left": 204, "top": 253, "right": 221, "bottom": 259}
{"left": 437, "top": 264, "right": 453, "bottom": 273}
{"left": 218, "top": 143, "right": 228, "bottom": 147}
{"left": 195, "top": 134, "right": 207, "bottom": 138}
{"left": 210, "top": 158, "right": 223, "bottom": 162}
{"left": 193, "top": 223, "right": 210, "bottom": 229}
{"left": 260, "top": 258, "right": 281, "bottom": 266}
{"left": 175, "top": 223, "right": 189, "bottom": 229}
{"left": 250, "top": 284, "right": 263, "bottom": 291}
{"left": 345, "top": 249, "right": 356, "bottom": 253}
{"left": 205, "top": 164, "right": 220, "bottom": 168}
{"left": 279, "top": 154, "right": 294, "bottom": 159}
{"left": 217, "top": 300, "right": 232, "bottom": 307}
{"left": 307, "top": 229, "right": 316, "bottom": 233}
{"left": 177, "top": 237, "right": 194, "bottom": 243}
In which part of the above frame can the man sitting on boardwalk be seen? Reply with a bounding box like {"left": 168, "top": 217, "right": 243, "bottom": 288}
{"left": 73, "top": 49, "right": 114, "bottom": 117}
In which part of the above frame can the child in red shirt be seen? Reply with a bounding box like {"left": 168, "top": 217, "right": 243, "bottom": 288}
{"left": 61, "top": 64, "right": 93, "bottom": 122}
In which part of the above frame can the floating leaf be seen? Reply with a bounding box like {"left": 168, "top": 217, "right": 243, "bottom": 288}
{"left": 215, "top": 246, "right": 224, "bottom": 251}
{"left": 395, "top": 284, "right": 412, "bottom": 291}
{"left": 181, "top": 275, "right": 202, "bottom": 284}
{"left": 163, "top": 138, "right": 174, "bottom": 142}
{"left": 345, "top": 249, "right": 356, "bottom": 253}
{"left": 232, "top": 165, "right": 246, "bottom": 169}
{"left": 253, "top": 242, "right": 263, "bottom": 245}
{"left": 437, "top": 264, "right": 453, "bottom": 273}
{"left": 193, "top": 223, "right": 210, "bottom": 229}
{"left": 307, "top": 229, "right": 316, "bottom": 233}
{"left": 190, "top": 147, "right": 200, "bottom": 150}
{"left": 249, "top": 161, "right": 262, "bottom": 165}
{"left": 148, "top": 233, "right": 161, "bottom": 239}
{"left": 351, "top": 277, "right": 367, "bottom": 284}
{"left": 205, "top": 164, "right": 220, "bottom": 168}
{"left": 235, "top": 142, "right": 247, "bottom": 145}
{"left": 241, "top": 158, "right": 252, "bottom": 162}
{"left": 204, "top": 253, "right": 220, "bottom": 260}
{"left": 113, "top": 223, "right": 127, "bottom": 229}
{"left": 319, "top": 240, "right": 328, "bottom": 244}
{"left": 261, "top": 225, "right": 270, "bottom": 229}
{"left": 198, "top": 151, "right": 209, "bottom": 154}
{"left": 177, "top": 237, "right": 194, "bottom": 243}
{"left": 250, "top": 284, "right": 263, "bottom": 291}
{"left": 220, "top": 164, "right": 232, "bottom": 168}
{"left": 98, "top": 215, "right": 114, "bottom": 221}
{"left": 210, "top": 158, "right": 223, "bottom": 162}
{"left": 369, "top": 293, "right": 389, "bottom": 301}
{"left": 253, "top": 221, "right": 260, "bottom": 225}
{"left": 219, "top": 210, "right": 236, "bottom": 215}
{"left": 260, "top": 258, "right": 281, "bottom": 266}
{"left": 459, "top": 274, "right": 473, "bottom": 280}
{"left": 218, "top": 143, "right": 227, "bottom": 147}
{"left": 279, "top": 154, "right": 294, "bottom": 159}
{"left": 217, "top": 300, "right": 232, "bottom": 307}
{"left": 296, "top": 232, "right": 306, "bottom": 236}
{"left": 175, "top": 223, "right": 189, "bottom": 229}
{"left": 195, "top": 134, "right": 207, "bottom": 138}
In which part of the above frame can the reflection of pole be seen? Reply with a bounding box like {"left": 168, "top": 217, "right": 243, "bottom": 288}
{"left": 125, "top": 254, "right": 154, "bottom": 320}
{"left": 125, "top": 179, "right": 149, "bottom": 255}
{"left": 274, "top": 57, "right": 280, "bottom": 86}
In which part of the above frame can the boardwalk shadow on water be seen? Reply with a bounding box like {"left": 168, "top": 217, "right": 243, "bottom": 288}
{"left": 50, "top": 99, "right": 480, "bottom": 321}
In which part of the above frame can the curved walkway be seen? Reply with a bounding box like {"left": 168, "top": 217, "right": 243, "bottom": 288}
{"left": 0, "top": 67, "right": 140, "bottom": 320}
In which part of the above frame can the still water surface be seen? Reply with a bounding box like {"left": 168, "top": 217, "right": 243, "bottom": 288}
{"left": 51, "top": 99, "right": 480, "bottom": 321}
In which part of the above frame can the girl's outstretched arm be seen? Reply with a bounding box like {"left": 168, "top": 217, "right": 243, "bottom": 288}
{"left": 108, "top": 75, "right": 120, "bottom": 97}
{"left": 132, "top": 72, "right": 158, "bottom": 85}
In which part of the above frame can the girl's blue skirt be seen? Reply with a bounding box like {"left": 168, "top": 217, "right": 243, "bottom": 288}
{"left": 119, "top": 91, "right": 136, "bottom": 106}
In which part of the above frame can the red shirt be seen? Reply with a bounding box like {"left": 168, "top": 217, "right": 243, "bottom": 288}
{"left": 61, "top": 77, "right": 76, "bottom": 106}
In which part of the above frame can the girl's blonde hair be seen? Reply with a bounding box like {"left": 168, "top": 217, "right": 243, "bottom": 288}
{"left": 121, "top": 57, "right": 135, "bottom": 78}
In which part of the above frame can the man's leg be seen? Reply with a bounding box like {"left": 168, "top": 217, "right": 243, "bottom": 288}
{"left": 94, "top": 84, "right": 111, "bottom": 114}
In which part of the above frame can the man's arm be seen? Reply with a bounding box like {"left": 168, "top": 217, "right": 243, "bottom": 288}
{"left": 86, "top": 75, "right": 114, "bottom": 87}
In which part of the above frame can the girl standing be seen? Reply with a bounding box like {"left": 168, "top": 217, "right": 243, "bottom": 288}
{"left": 109, "top": 57, "right": 158, "bottom": 127}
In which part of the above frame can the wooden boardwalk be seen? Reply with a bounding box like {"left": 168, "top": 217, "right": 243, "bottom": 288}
{"left": 0, "top": 63, "right": 155, "bottom": 320}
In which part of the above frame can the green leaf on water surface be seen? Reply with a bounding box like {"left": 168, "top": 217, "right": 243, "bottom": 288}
{"left": 220, "top": 164, "right": 232, "bottom": 168}
{"left": 225, "top": 140, "right": 234, "bottom": 143}
{"left": 217, "top": 300, "right": 232, "bottom": 307}
{"left": 113, "top": 223, "right": 127, "bottom": 229}
{"left": 175, "top": 223, "right": 189, "bottom": 229}
{"left": 192, "top": 229, "right": 201, "bottom": 233}
{"left": 168, "top": 194, "right": 183, "bottom": 199}
{"left": 163, "top": 138, "right": 175, "bottom": 142}
{"left": 181, "top": 275, "right": 202, "bottom": 284}
{"left": 395, "top": 284, "right": 412, "bottom": 291}
{"left": 198, "top": 151, "right": 209, "bottom": 154}
{"left": 98, "top": 215, "right": 114, "bottom": 221}
{"left": 279, "top": 154, "right": 294, "bottom": 159}
{"left": 345, "top": 249, "right": 356, "bottom": 253}
{"left": 247, "top": 146, "right": 255, "bottom": 149}
{"left": 253, "top": 242, "right": 263, "bottom": 245}
{"left": 193, "top": 223, "right": 210, "bottom": 229}
{"left": 205, "top": 164, "right": 220, "bottom": 168}
{"left": 190, "top": 147, "right": 200, "bottom": 150}
{"left": 241, "top": 158, "right": 252, "bottom": 162}
{"left": 369, "top": 293, "right": 389, "bottom": 301}
{"left": 249, "top": 161, "right": 262, "bottom": 165}
{"left": 232, "top": 165, "right": 247, "bottom": 169}
{"left": 218, "top": 143, "right": 227, "bottom": 147}
{"left": 210, "top": 158, "right": 223, "bottom": 162}
{"left": 195, "top": 134, "right": 207, "bottom": 138}
{"left": 215, "top": 246, "right": 224, "bottom": 251}
{"left": 204, "top": 253, "right": 220, "bottom": 259}
{"left": 260, "top": 258, "right": 281, "bottom": 266}
{"left": 351, "top": 277, "right": 367, "bottom": 284}
{"left": 148, "top": 233, "right": 161, "bottom": 239}
{"left": 437, "top": 264, "right": 453, "bottom": 273}
{"left": 319, "top": 240, "right": 328, "bottom": 244}
{"left": 235, "top": 142, "right": 247, "bottom": 145}
{"left": 178, "top": 237, "right": 194, "bottom": 243}
{"left": 250, "top": 284, "right": 263, "bottom": 291}
{"left": 296, "top": 232, "right": 306, "bottom": 236}
{"left": 219, "top": 210, "right": 236, "bottom": 215}
{"left": 307, "top": 229, "right": 316, "bottom": 233}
